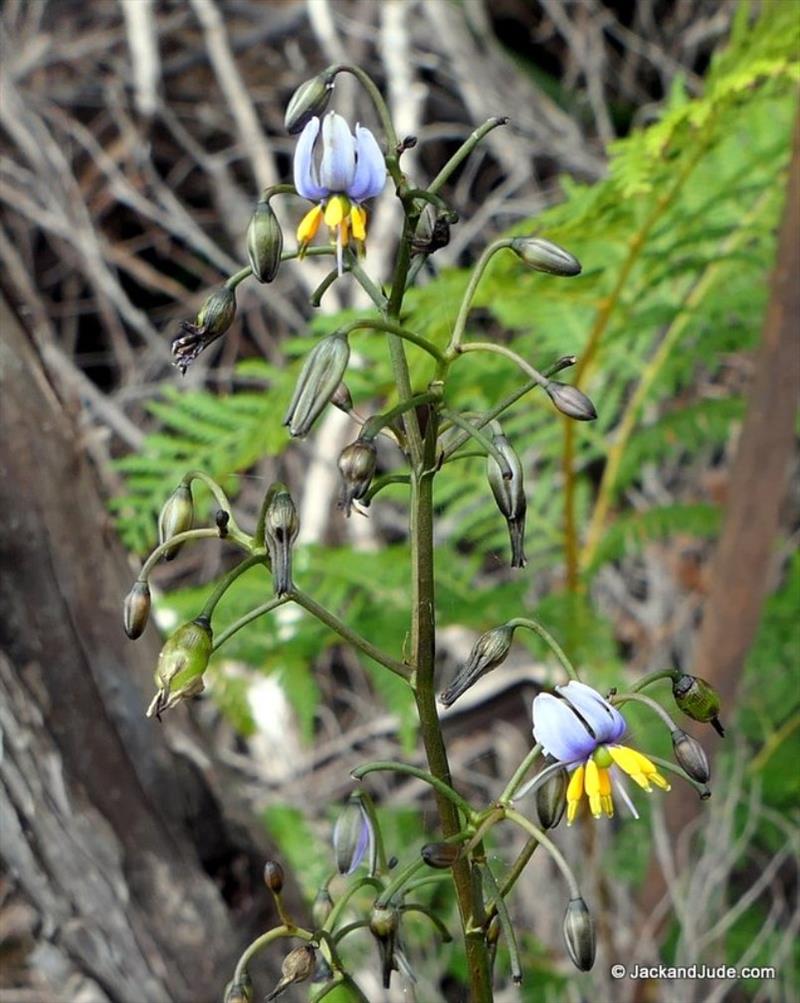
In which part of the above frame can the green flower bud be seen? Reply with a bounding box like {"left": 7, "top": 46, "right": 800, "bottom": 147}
{"left": 247, "top": 199, "right": 283, "bottom": 283}
{"left": 545, "top": 381, "right": 597, "bottom": 421}
{"left": 672, "top": 674, "right": 724, "bottom": 736}
{"left": 510, "top": 237, "right": 582, "bottom": 276}
{"left": 312, "top": 886, "right": 333, "bottom": 927}
{"left": 123, "top": 580, "right": 151, "bottom": 639}
{"left": 563, "top": 897, "right": 595, "bottom": 971}
{"left": 439, "top": 624, "right": 515, "bottom": 708}
{"left": 536, "top": 761, "right": 568, "bottom": 829}
{"left": 487, "top": 432, "right": 527, "bottom": 568}
{"left": 266, "top": 944, "right": 316, "bottom": 1001}
{"left": 263, "top": 860, "right": 285, "bottom": 894}
{"left": 158, "top": 483, "right": 194, "bottom": 561}
{"left": 671, "top": 729, "right": 710, "bottom": 783}
{"left": 283, "top": 333, "right": 350, "bottom": 437}
{"left": 369, "top": 906, "right": 399, "bottom": 989}
{"left": 224, "top": 971, "right": 253, "bottom": 1003}
{"left": 147, "top": 616, "right": 212, "bottom": 718}
{"left": 333, "top": 797, "right": 373, "bottom": 875}
{"left": 285, "top": 71, "right": 336, "bottom": 134}
{"left": 171, "top": 286, "right": 237, "bottom": 374}
{"left": 421, "top": 842, "right": 461, "bottom": 869}
{"left": 263, "top": 485, "right": 299, "bottom": 597}
{"left": 338, "top": 439, "right": 377, "bottom": 516}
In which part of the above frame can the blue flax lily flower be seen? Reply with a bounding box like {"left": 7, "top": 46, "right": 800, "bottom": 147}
{"left": 293, "top": 111, "right": 386, "bottom": 275}
{"left": 532, "top": 681, "right": 670, "bottom": 825}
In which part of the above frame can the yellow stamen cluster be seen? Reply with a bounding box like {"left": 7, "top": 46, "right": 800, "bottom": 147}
{"left": 565, "top": 744, "right": 670, "bottom": 826}
{"left": 297, "top": 195, "right": 368, "bottom": 254}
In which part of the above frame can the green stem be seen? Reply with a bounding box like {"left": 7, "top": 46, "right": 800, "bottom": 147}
{"left": 499, "top": 743, "right": 542, "bottom": 804}
{"left": 345, "top": 251, "right": 388, "bottom": 310}
{"left": 310, "top": 268, "right": 339, "bottom": 308}
{"left": 233, "top": 925, "right": 313, "bottom": 984}
{"left": 506, "top": 618, "right": 579, "bottom": 681}
{"left": 361, "top": 392, "right": 441, "bottom": 442}
{"left": 457, "top": 342, "right": 550, "bottom": 390}
{"left": 352, "top": 762, "right": 475, "bottom": 820}
{"left": 428, "top": 118, "right": 509, "bottom": 195}
{"left": 440, "top": 409, "right": 512, "bottom": 479}
{"left": 329, "top": 64, "right": 400, "bottom": 175}
{"left": 200, "top": 554, "right": 266, "bottom": 620}
{"left": 630, "top": 668, "right": 680, "bottom": 692}
{"left": 648, "top": 755, "right": 710, "bottom": 796}
{"left": 341, "top": 318, "right": 444, "bottom": 363}
{"left": 611, "top": 690, "right": 679, "bottom": 731}
{"left": 324, "top": 877, "right": 384, "bottom": 934}
{"left": 211, "top": 595, "right": 289, "bottom": 652}
{"left": 376, "top": 857, "right": 426, "bottom": 907}
{"left": 446, "top": 239, "right": 512, "bottom": 353}
{"left": 181, "top": 470, "right": 252, "bottom": 548}
{"left": 399, "top": 903, "right": 453, "bottom": 942}
{"left": 481, "top": 864, "right": 522, "bottom": 984}
{"left": 225, "top": 265, "right": 252, "bottom": 290}
{"left": 363, "top": 473, "right": 411, "bottom": 503}
{"left": 139, "top": 528, "right": 221, "bottom": 579}
{"left": 332, "top": 920, "right": 369, "bottom": 944}
{"left": 503, "top": 808, "right": 580, "bottom": 898}
{"left": 485, "top": 838, "right": 538, "bottom": 922}
{"left": 292, "top": 589, "right": 410, "bottom": 681}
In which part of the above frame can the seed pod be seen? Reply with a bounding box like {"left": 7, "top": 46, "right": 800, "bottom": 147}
{"left": 172, "top": 286, "right": 237, "bottom": 374}
{"left": 439, "top": 624, "right": 515, "bottom": 708}
{"left": 672, "top": 674, "right": 724, "bottom": 736}
{"left": 158, "top": 483, "right": 194, "bottom": 561}
{"left": 147, "top": 616, "right": 212, "bottom": 718}
{"left": 671, "top": 729, "right": 710, "bottom": 783}
{"left": 333, "top": 798, "right": 373, "bottom": 875}
{"left": 421, "top": 842, "right": 461, "bottom": 869}
{"left": 536, "top": 762, "right": 568, "bottom": 830}
{"left": 123, "top": 580, "right": 151, "bottom": 639}
{"left": 510, "top": 237, "right": 582, "bottom": 277}
{"left": 312, "top": 886, "right": 333, "bottom": 927}
{"left": 562, "top": 897, "right": 596, "bottom": 972}
{"left": 285, "top": 71, "right": 336, "bottom": 134}
{"left": 263, "top": 860, "right": 285, "bottom": 894}
{"left": 283, "top": 333, "right": 350, "bottom": 437}
{"left": 487, "top": 433, "right": 527, "bottom": 568}
{"left": 369, "top": 906, "right": 399, "bottom": 989}
{"left": 338, "top": 439, "right": 377, "bottom": 516}
{"left": 545, "top": 381, "right": 597, "bottom": 422}
{"left": 266, "top": 944, "right": 316, "bottom": 1001}
{"left": 263, "top": 485, "right": 299, "bottom": 597}
{"left": 223, "top": 971, "right": 253, "bottom": 1003}
{"left": 247, "top": 199, "right": 283, "bottom": 283}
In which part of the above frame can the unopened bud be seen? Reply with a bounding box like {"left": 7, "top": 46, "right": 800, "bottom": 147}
{"left": 439, "top": 624, "right": 515, "bottom": 708}
{"left": 158, "top": 483, "right": 194, "bottom": 560}
{"left": 223, "top": 971, "right": 253, "bottom": 1003}
{"left": 412, "top": 203, "right": 452, "bottom": 255}
{"left": 369, "top": 906, "right": 399, "bottom": 989}
{"left": 266, "top": 944, "right": 316, "bottom": 1001}
{"left": 172, "top": 286, "right": 237, "bottom": 374}
{"left": 545, "top": 381, "right": 597, "bottom": 421}
{"left": 672, "top": 674, "right": 724, "bottom": 736}
{"left": 285, "top": 72, "right": 336, "bottom": 134}
{"left": 147, "top": 616, "right": 212, "bottom": 718}
{"left": 330, "top": 382, "right": 353, "bottom": 414}
{"left": 263, "top": 860, "right": 285, "bottom": 894}
{"left": 671, "top": 729, "right": 710, "bottom": 783}
{"left": 536, "top": 762, "right": 568, "bottom": 829}
{"left": 338, "top": 439, "right": 377, "bottom": 516}
{"left": 511, "top": 237, "right": 582, "bottom": 277}
{"left": 247, "top": 199, "right": 283, "bottom": 283}
{"left": 283, "top": 333, "right": 350, "bottom": 437}
{"left": 487, "top": 433, "right": 527, "bottom": 568}
{"left": 333, "top": 798, "right": 373, "bottom": 875}
{"left": 563, "top": 897, "right": 595, "bottom": 971}
{"left": 421, "top": 843, "right": 461, "bottom": 869}
{"left": 263, "top": 485, "right": 299, "bottom": 597}
{"left": 312, "top": 886, "right": 333, "bottom": 927}
{"left": 123, "top": 580, "right": 151, "bottom": 639}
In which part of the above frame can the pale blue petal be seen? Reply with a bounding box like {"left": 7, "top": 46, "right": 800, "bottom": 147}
{"left": 293, "top": 117, "right": 326, "bottom": 200}
{"left": 557, "top": 681, "right": 626, "bottom": 744}
{"left": 348, "top": 124, "right": 386, "bottom": 202}
{"left": 320, "top": 112, "right": 355, "bottom": 192}
{"left": 532, "top": 693, "right": 597, "bottom": 763}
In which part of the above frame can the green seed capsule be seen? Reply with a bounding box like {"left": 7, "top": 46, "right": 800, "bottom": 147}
{"left": 147, "top": 617, "right": 212, "bottom": 718}
{"left": 672, "top": 674, "right": 724, "bottom": 736}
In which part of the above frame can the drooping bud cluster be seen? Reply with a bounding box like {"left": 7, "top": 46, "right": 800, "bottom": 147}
{"left": 510, "top": 237, "right": 582, "bottom": 277}
{"left": 265, "top": 944, "right": 316, "bottom": 1001}
{"left": 562, "top": 897, "right": 596, "bottom": 971}
{"left": 263, "top": 486, "right": 299, "bottom": 597}
{"left": 439, "top": 624, "right": 515, "bottom": 707}
{"left": 147, "top": 616, "right": 213, "bottom": 718}
{"left": 672, "top": 674, "right": 725, "bottom": 736}
{"left": 283, "top": 333, "right": 350, "bottom": 437}
{"left": 246, "top": 198, "right": 283, "bottom": 283}
{"left": 486, "top": 430, "right": 527, "bottom": 568}
{"left": 338, "top": 438, "right": 377, "bottom": 516}
{"left": 123, "top": 580, "right": 151, "bottom": 639}
{"left": 158, "top": 483, "right": 194, "bottom": 560}
{"left": 172, "top": 286, "right": 237, "bottom": 374}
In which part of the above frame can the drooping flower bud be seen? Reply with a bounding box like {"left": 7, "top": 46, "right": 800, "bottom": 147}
{"left": 369, "top": 905, "right": 400, "bottom": 989}
{"left": 158, "top": 483, "right": 194, "bottom": 561}
{"left": 672, "top": 674, "right": 724, "bottom": 736}
{"left": 333, "top": 798, "right": 374, "bottom": 875}
{"left": 338, "top": 439, "right": 377, "bottom": 516}
{"left": 172, "top": 286, "right": 237, "bottom": 374}
{"left": 223, "top": 971, "right": 253, "bottom": 1003}
{"left": 536, "top": 761, "right": 568, "bottom": 829}
{"left": 263, "top": 485, "right": 299, "bottom": 597}
{"left": 545, "top": 381, "right": 597, "bottom": 421}
{"left": 283, "top": 333, "right": 350, "bottom": 437}
{"left": 421, "top": 843, "right": 461, "bottom": 869}
{"left": 263, "top": 860, "right": 285, "bottom": 894}
{"left": 312, "top": 886, "right": 334, "bottom": 927}
{"left": 439, "top": 624, "right": 515, "bottom": 708}
{"left": 562, "top": 897, "right": 596, "bottom": 972}
{"left": 247, "top": 199, "right": 283, "bottom": 283}
{"left": 510, "top": 237, "right": 582, "bottom": 277}
{"left": 671, "top": 729, "right": 710, "bottom": 783}
{"left": 147, "top": 616, "right": 213, "bottom": 718}
{"left": 266, "top": 944, "right": 316, "bottom": 1001}
{"left": 285, "top": 71, "right": 336, "bottom": 134}
{"left": 486, "top": 432, "right": 527, "bottom": 568}
{"left": 123, "top": 580, "right": 151, "bottom": 639}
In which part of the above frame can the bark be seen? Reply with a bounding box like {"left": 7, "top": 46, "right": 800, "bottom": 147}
{"left": 0, "top": 293, "right": 281, "bottom": 1002}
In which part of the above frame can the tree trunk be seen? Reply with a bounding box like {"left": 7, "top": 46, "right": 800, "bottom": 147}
{"left": 0, "top": 293, "right": 279, "bottom": 1002}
